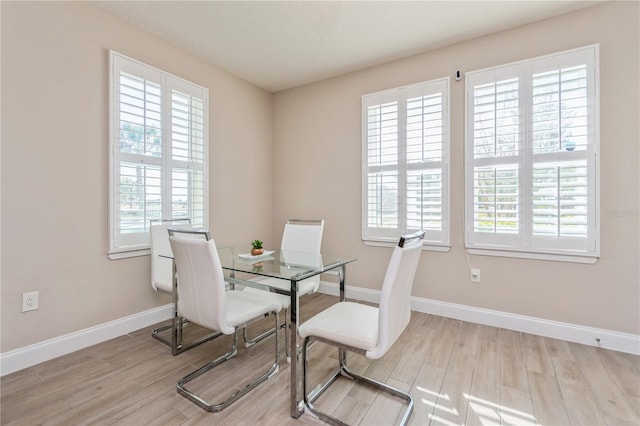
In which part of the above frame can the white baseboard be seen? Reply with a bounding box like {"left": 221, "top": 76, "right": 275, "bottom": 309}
{"left": 3, "top": 282, "right": 638, "bottom": 377}
{"left": 0, "top": 304, "right": 173, "bottom": 377}
{"left": 318, "top": 281, "right": 640, "bottom": 356}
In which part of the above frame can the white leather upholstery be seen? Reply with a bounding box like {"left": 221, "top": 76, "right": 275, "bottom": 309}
{"left": 169, "top": 236, "right": 281, "bottom": 335}
{"left": 280, "top": 222, "right": 323, "bottom": 294}
{"left": 226, "top": 290, "right": 282, "bottom": 327}
{"left": 150, "top": 221, "right": 193, "bottom": 293}
{"left": 281, "top": 222, "right": 323, "bottom": 252}
{"left": 170, "top": 230, "right": 282, "bottom": 412}
{"left": 299, "top": 233, "right": 423, "bottom": 360}
{"left": 241, "top": 220, "right": 323, "bottom": 356}
{"left": 369, "top": 234, "right": 422, "bottom": 359}
{"left": 242, "top": 286, "right": 290, "bottom": 309}
{"left": 251, "top": 221, "right": 324, "bottom": 297}
{"left": 255, "top": 277, "right": 318, "bottom": 295}
{"left": 298, "top": 232, "right": 424, "bottom": 425}
{"left": 252, "top": 250, "right": 322, "bottom": 295}
{"left": 298, "top": 302, "right": 378, "bottom": 351}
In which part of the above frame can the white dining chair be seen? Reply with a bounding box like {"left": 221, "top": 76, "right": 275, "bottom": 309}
{"left": 242, "top": 219, "right": 324, "bottom": 359}
{"left": 149, "top": 218, "right": 220, "bottom": 354}
{"left": 169, "top": 228, "right": 281, "bottom": 412}
{"left": 255, "top": 219, "right": 324, "bottom": 294}
{"left": 150, "top": 218, "right": 192, "bottom": 294}
{"left": 298, "top": 230, "right": 425, "bottom": 425}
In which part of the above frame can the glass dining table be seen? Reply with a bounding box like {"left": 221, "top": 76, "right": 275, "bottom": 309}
{"left": 216, "top": 246, "right": 357, "bottom": 418}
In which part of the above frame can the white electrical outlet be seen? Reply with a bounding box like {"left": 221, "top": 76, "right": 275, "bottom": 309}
{"left": 470, "top": 268, "right": 481, "bottom": 283}
{"left": 22, "top": 291, "right": 39, "bottom": 312}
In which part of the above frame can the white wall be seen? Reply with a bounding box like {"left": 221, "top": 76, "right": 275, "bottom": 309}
{"left": 273, "top": 1, "right": 640, "bottom": 335}
{"left": 1, "top": 1, "right": 274, "bottom": 353}
{"left": 1, "top": 1, "right": 638, "bottom": 360}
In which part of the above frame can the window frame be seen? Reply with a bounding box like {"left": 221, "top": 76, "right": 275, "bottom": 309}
{"left": 464, "top": 45, "right": 600, "bottom": 263}
{"left": 108, "top": 51, "right": 209, "bottom": 259}
{"left": 362, "top": 77, "right": 450, "bottom": 250}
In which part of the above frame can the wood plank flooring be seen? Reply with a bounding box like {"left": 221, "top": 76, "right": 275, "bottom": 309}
{"left": 1, "top": 293, "right": 639, "bottom": 425}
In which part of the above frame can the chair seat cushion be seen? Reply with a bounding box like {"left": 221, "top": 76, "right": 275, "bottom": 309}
{"left": 298, "top": 302, "right": 378, "bottom": 352}
{"left": 225, "top": 290, "right": 281, "bottom": 328}
{"left": 242, "top": 286, "right": 291, "bottom": 309}
{"left": 252, "top": 276, "right": 318, "bottom": 296}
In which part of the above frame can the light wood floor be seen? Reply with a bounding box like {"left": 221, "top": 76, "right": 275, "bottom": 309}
{"left": 2, "top": 293, "right": 639, "bottom": 425}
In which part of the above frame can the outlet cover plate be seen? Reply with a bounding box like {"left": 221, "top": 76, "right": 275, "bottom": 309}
{"left": 22, "top": 291, "right": 39, "bottom": 312}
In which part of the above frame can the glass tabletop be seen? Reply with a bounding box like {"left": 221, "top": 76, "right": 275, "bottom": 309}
{"left": 217, "top": 246, "right": 357, "bottom": 282}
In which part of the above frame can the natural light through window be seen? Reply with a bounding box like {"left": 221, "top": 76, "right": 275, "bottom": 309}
{"left": 362, "top": 78, "right": 450, "bottom": 249}
{"left": 414, "top": 386, "right": 538, "bottom": 426}
{"left": 466, "top": 394, "right": 537, "bottom": 426}
{"left": 465, "top": 45, "right": 599, "bottom": 262}
{"left": 109, "top": 51, "right": 209, "bottom": 258}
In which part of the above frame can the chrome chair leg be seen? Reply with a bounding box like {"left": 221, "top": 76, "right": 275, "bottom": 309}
{"left": 152, "top": 317, "right": 222, "bottom": 356}
{"left": 243, "top": 308, "right": 291, "bottom": 361}
{"left": 242, "top": 320, "right": 277, "bottom": 347}
{"left": 302, "top": 336, "right": 414, "bottom": 426}
{"left": 153, "top": 274, "right": 222, "bottom": 355}
{"left": 177, "top": 312, "right": 280, "bottom": 412}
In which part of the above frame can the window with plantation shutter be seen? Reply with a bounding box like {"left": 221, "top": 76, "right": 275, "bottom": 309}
{"left": 465, "top": 45, "right": 599, "bottom": 262}
{"left": 362, "top": 78, "right": 450, "bottom": 249}
{"left": 109, "top": 51, "right": 208, "bottom": 258}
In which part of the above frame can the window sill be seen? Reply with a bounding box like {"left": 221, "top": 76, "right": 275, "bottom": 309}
{"left": 108, "top": 248, "right": 151, "bottom": 260}
{"left": 364, "top": 240, "right": 451, "bottom": 252}
{"left": 466, "top": 248, "right": 599, "bottom": 264}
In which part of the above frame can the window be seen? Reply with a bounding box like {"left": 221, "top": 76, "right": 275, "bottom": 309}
{"left": 362, "top": 78, "right": 450, "bottom": 249}
{"left": 465, "top": 45, "right": 599, "bottom": 262}
{"left": 109, "top": 51, "right": 208, "bottom": 258}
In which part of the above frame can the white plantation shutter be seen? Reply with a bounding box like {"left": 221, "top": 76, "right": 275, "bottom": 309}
{"left": 116, "top": 70, "right": 163, "bottom": 240}
{"left": 363, "top": 78, "right": 450, "bottom": 248}
{"left": 473, "top": 165, "right": 519, "bottom": 235}
{"left": 472, "top": 77, "right": 520, "bottom": 159}
{"left": 465, "top": 45, "right": 598, "bottom": 261}
{"left": 470, "top": 73, "right": 520, "bottom": 244}
{"left": 532, "top": 161, "right": 589, "bottom": 239}
{"left": 366, "top": 101, "right": 399, "bottom": 233}
{"left": 109, "top": 51, "right": 208, "bottom": 256}
{"left": 530, "top": 58, "right": 592, "bottom": 250}
{"left": 406, "top": 91, "right": 445, "bottom": 235}
{"left": 170, "top": 88, "right": 206, "bottom": 227}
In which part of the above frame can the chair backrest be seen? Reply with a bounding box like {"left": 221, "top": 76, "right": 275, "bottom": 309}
{"left": 281, "top": 219, "right": 324, "bottom": 291}
{"left": 169, "top": 231, "right": 235, "bottom": 335}
{"left": 368, "top": 230, "right": 425, "bottom": 360}
{"left": 279, "top": 250, "right": 322, "bottom": 277}
{"left": 150, "top": 219, "right": 193, "bottom": 293}
{"left": 281, "top": 219, "right": 324, "bottom": 252}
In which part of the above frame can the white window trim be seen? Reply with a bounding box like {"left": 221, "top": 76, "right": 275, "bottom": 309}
{"left": 108, "top": 51, "right": 209, "bottom": 259}
{"left": 362, "top": 77, "right": 450, "bottom": 251}
{"left": 464, "top": 45, "right": 600, "bottom": 263}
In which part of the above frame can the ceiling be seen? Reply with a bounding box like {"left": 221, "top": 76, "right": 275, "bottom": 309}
{"left": 96, "top": 1, "right": 601, "bottom": 93}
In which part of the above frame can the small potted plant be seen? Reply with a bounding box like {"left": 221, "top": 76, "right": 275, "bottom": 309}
{"left": 251, "top": 239, "right": 264, "bottom": 256}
